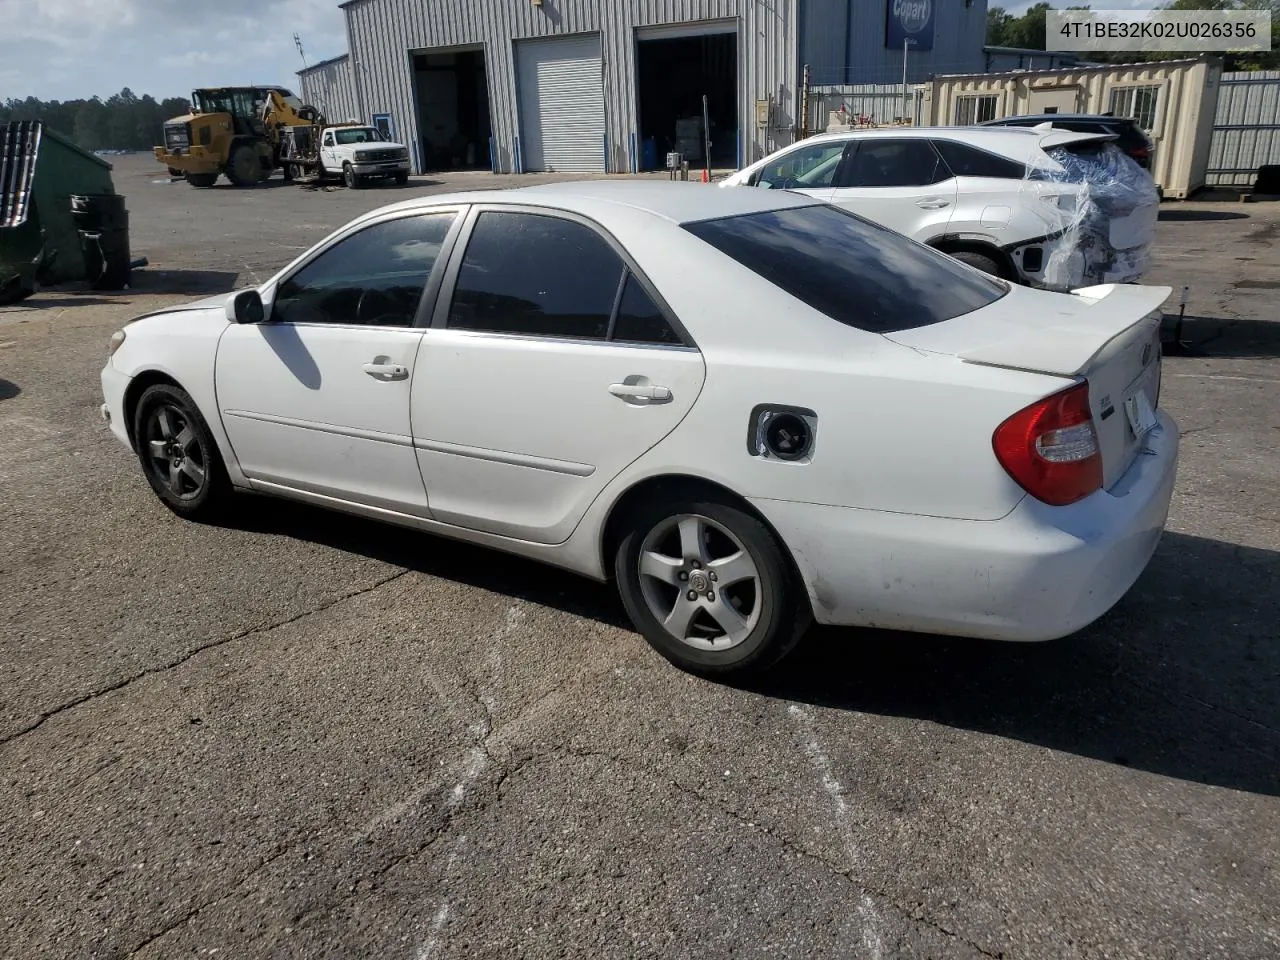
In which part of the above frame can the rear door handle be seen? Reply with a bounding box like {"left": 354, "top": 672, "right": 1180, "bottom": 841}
{"left": 915, "top": 198, "right": 950, "bottom": 209}
{"left": 609, "top": 382, "right": 672, "bottom": 403}
{"left": 363, "top": 362, "right": 409, "bottom": 381}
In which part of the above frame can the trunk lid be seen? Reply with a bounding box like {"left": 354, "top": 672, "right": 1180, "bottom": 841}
{"left": 886, "top": 282, "right": 1170, "bottom": 488}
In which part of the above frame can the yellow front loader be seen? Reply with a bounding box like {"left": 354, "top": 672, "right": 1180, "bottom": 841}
{"left": 154, "top": 86, "right": 324, "bottom": 188}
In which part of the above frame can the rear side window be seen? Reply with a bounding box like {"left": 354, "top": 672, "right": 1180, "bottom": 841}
{"left": 684, "top": 204, "right": 1006, "bottom": 334}
{"left": 839, "top": 140, "right": 949, "bottom": 188}
{"left": 449, "top": 212, "right": 624, "bottom": 340}
{"left": 934, "top": 140, "right": 1025, "bottom": 180}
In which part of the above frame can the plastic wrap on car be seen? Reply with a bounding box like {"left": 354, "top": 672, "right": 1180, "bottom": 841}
{"left": 1022, "top": 141, "right": 1160, "bottom": 292}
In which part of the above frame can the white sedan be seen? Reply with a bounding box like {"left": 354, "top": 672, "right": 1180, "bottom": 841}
{"left": 100, "top": 182, "right": 1179, "bottom": 676}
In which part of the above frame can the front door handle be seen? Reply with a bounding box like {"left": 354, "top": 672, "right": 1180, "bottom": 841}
{"left": 363, "top": 361, "right": 409, "bottom": 381}
{"left": 915, "top": 198, "right": 950, "bottom": 209}
{"left": 609, "top": 382, "right": 672, "bottom": 403}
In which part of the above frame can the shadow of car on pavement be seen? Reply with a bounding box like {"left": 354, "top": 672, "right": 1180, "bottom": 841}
{"left": 222, "top": 495, "right": 1280, "bottom": 797}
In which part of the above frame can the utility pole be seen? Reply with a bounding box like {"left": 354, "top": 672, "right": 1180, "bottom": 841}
{"left": 901, "top": 38, "right": 912, "bottom": 122}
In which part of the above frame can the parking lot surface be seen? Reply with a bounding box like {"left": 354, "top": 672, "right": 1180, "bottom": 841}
{"left": 2, "top": 156, "right": 1278, "bottom": 959}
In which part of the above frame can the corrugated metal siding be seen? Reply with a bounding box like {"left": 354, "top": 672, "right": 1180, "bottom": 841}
{"left": 1207, "top": 71, "right": 1280, "bottom": 187}
{"left": 799, "top": 0, "right": 987, "bottom": 86}
{"left": 297, "top": 56, "right": 361, "bottom": 124}
{"left": 342, "top": 0, "right": 798, "bottom": 174}
{"left": 516, "top": 35, "right": 606, "bottom": 173}
{"left": 923, "top": 58, "right": 1220, "bottom": 198}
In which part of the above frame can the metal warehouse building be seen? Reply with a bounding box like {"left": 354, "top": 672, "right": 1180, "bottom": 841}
{"left": 299, "top": 0, "right": 988, "bottom": 175}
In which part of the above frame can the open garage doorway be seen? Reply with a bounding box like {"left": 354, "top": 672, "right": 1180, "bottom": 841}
{"left": 635, "top": 24, "right": 738, "bottom": 172}
{"left": 413, "top": 47, "right": 493, "bottom": 172}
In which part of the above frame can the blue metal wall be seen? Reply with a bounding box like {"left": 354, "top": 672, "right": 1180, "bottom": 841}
{"left": 799, "top": 0, "right": 988, "bottom": 86}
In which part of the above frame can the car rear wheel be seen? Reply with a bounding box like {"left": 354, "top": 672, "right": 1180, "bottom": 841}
{"left": 133, "top": 383, "right": 230, "bottom": 522}
{"left": 615, "top": 496, "right": 811, "bottom": 676}
{"left": 949, "top": 250, "right": 1004, "bottom": 279}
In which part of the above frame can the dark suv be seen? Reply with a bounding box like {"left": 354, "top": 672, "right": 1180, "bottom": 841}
{"left": 979, "top": 114, "right": 1154, "bottom": 169}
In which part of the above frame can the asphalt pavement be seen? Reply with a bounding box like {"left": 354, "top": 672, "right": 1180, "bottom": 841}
{"left": 1, "top": 155, "right": 1278, "bottom": 959}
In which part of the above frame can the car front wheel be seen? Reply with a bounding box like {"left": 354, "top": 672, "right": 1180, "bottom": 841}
{"left": 133, "top": 383, "right": 231, "bottom": 521}
{"left": 615, "top": 495, "right": 812, "bottom": 676}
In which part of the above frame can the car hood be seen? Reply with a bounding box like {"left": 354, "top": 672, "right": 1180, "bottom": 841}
{"left": 127, "top": 291, "right": 234, "bottom": 325}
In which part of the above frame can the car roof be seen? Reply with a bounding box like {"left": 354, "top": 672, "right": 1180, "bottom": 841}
{"left": 983, "top": 114, "right": 1134, "bottom": 124}
{"left": 359, "top": 179, "right": 823, "bottom": 227}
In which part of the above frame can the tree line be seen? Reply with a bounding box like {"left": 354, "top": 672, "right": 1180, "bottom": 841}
{"left": 988, "top": 0, "right": 1279, "bottom": 70}
{"left": 0, "top": 88, "right": 191, "bottom": 152}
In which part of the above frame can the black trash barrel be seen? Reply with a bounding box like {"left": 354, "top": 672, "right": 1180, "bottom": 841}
{"left": 70, "top": 194, "right": 131, "bottom": 290}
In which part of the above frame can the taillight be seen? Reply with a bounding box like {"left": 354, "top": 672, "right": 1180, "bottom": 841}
{"left": 993, "top": 382, "right": 1102, "bottom": 506}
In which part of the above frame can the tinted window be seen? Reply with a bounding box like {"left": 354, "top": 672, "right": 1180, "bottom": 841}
{"left": 272, "top": 213, "right": 454, "bottom": 327}
{"left": 448, "top": 212, "right": 624, "bottom": 339}
{"left": 934, "top": 140, "right": 1025, "bottom": 180}
{"left": 684, "top": 205, "right": 1006, "bottom": 334}
{"left": 755, "top": 141, "right": 848, "bottom": 190}
{"left": 839, "top": 140, "right": 948, "bottom": 188}
{"left": 612, "top": 274, "right": 681, "bottom": 345}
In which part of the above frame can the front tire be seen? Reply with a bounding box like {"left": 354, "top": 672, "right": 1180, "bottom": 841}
{"left": 186, "top": 172, "right": 218, "bottom": 188}
{"left": 343, "top": 163, "right": 361, "bottom": 189}
{"left": 394, "top": 172, "right": 409, "bottom": 186}
{"left": 132, "top": 383, "right": 231, "bottom": 522}
{"left": 615, "top": 495, "right": 812, "bottom": 676}
{"left": 226, "top": 143, "right": 261, "bottom": 187}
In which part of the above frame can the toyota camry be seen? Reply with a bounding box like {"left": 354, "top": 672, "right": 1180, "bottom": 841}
{"left": 100, "top": 182, "right": 1179, "bottom": 676}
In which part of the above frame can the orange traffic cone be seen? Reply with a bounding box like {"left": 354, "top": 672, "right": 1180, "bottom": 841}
{"left": 701, "top": 168, "right": 709, "bottom": 183}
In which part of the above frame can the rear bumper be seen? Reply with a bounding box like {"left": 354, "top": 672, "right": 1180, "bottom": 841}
{"left": 752, "top": 411, "right": 1179, "bottom": 641}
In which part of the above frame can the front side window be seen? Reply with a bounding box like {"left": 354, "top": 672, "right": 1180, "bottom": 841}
{"left": 754, "top": 141, "right": 848, "bottom": 190}
{"left": 954, "top": 95, "right": 998, "bottom": 125}
{"left": 272, "top": 213, "right": 455, "bottom": 327}
{"left": 684, "top": 204, "right": 1006, "bottom": 334}
{"left": 323, "top": 132, "right": 334, "bottom": 147}
{"left": 448, "top": 212, "right": 625, "bottom": 340}
{"left": 838, "top": 139, "right": 949, "bottom": 188}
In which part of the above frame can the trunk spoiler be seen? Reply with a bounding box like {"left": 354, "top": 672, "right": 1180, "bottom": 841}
{"left": 955, "top": 284, "right": 1172, "bottom": 376}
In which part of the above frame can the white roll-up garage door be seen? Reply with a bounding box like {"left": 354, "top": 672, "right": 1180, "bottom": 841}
{"left": 516, "top": 34, "right": 605, "bottom": 173}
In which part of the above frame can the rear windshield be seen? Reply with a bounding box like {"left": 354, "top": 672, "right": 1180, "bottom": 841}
{"left": 683, "top": 204, "right": 1007, "bottom": 334}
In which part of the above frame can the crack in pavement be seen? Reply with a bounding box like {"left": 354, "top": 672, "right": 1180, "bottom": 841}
{"left": 123, "top": 842, "right": 295, "bottom": 959}
{"left": 0, "top": 570, "right": 411, "bottom": 750}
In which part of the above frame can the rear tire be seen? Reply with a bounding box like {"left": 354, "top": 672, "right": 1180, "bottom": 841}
{"left": 226, "top": 143, "right": 261, "bottom": 187}
{"left": 614, "top": 495, "right": 812, "bottom": 677}
{"left": 132, "top": 383, "right": 231, "bottom": 522}
{"left": 948, "top": 249, "right": 1004, "bottom": 279}
{"left": 187, "top": 172, "right": 218, "bottom": 188}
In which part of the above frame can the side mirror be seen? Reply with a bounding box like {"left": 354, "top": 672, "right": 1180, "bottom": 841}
{"left": 226, "top": 288, "right": 265, "bottom": 325}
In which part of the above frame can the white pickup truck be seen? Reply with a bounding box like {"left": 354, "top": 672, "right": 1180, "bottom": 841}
{"left": 286, "top": 124, "right": 410, "bottom": 188}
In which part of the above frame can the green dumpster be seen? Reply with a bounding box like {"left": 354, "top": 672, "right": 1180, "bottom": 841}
{"left": 1, "top": 120, "right": 118, "bottom": 301}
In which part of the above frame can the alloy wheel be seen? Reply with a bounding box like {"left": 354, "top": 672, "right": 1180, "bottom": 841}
{"left": 144, "top": 403, "right": 207, "bottom": 501}
{"left": 637, "top": 513, "right": 762, "bottom": 651}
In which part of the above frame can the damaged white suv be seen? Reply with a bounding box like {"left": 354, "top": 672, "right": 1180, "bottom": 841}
{"left": 720, "top": 125, "right": 1159, "bottom": 292}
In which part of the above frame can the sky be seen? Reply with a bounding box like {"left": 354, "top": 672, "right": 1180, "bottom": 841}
{"left": 0, "top": 0, "right": 1181, "bottom": 104}
{"left": 0, "top": 0, "right": 348, "bottom": 102}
